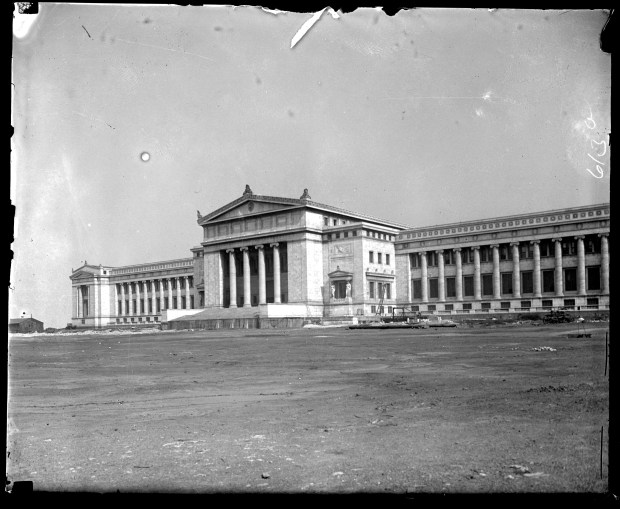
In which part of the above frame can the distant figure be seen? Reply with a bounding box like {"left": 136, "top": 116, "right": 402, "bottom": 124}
{"left": 330, "top": 284, "right": 335, "bottom": 299}
{"left": 346, "top": 281, "right": 351, "bottom": 298}
{"left": 243, "top": 184, "right": 253, "bottom": 195}
{"left": 300, "top": 188, "right": 311, "bottom": 200}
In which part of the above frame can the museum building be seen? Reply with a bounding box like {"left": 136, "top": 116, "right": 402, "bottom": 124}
{"left": 69, "top": 186, "right": 609, "bottom": 328}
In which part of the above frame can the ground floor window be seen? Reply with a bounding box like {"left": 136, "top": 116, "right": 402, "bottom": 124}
{"left": 542, "top": 299, "right": 553, "bottom": 308}
{"left": 587, "top": 297, "right": 599, "bottom": 307}
{"left": 190, "top": 295, "right": 194, "bottom": 309}
{"left": 520, "top": 300, "right": 531, "bottom": 309}
{"left": 482, "top": 274, "right": 493, "bottom": 296}
{"left": 412, "top": 279, "right": 422, "bottom": 299}
{"left": 542, "top": 270, "right": 555, "bottom": 293}
{"left": 564, "top": 268, "right": 577, "bottom": 292}
{"left": 587, "top": 266, "right": 601, "bottom": 290}
{"left": 427, "top": 304, "right": 436, "bottom": 311}
{"left": 481, "top": 302, "right": 491, "bottom": 310}
{"left": 429, "top": 278, "right": 438, "bottom": 299}
{"left": 563, "top": 298, "right": 576, "bottom": 309}
{"left": 154, "top": 317, "right": 159, "bottom": 322}
{"left": 371, "top": 305, "right": 376, "bottom": 313}
{"left": 446, "top": 277, "right": 456, "bottom": 298}
{"left": 462, "top": 303, "right": 472, "bottom": 310}
{"left": 411, "top": 305, "right": 419, "bottom": 312}
{"left": 521, "top": 272, "right": 533, "bottom": 294}
{"left": 369, "top": 281, "right": 375, "bottom": 299}
{"left": 463, "top": 276, "right": 474, "bottom": 297}
{"left": 501, "top": 301, "right": 511, "bottom": 309}
{"left": 445, "top": 304, "right": 454, "bottom": 311}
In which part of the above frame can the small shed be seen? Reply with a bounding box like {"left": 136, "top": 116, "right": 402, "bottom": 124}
{"left": 8, "top": 317, "right": 44, "bottom": 334}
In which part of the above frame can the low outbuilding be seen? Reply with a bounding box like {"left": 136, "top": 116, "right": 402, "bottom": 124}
{"left": 8, "top": 317, "right": 44, "bottom": 334}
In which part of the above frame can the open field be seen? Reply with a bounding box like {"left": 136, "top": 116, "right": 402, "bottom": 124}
{"left": 7, "top": 323, "right": 610, "bottom": 494}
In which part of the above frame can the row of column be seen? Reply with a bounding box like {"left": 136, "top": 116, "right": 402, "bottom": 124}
{"left": 227, "top": 242, "right": 281, "bottom": 308}
{"left": 115, "top": 275, "right": 193, "bottom": 315}
{"left": 75, "top": 285, "right": 88, "bottom": 317}
{"left": 416, "top": 235, "right": 609, "bottom": 302}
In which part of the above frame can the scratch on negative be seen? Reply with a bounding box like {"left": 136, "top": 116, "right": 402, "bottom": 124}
{"left": 115, "top": 37, "right": 216, "bottom": 62}
{"left": 82, "top": 25, "right": 92, "bottom": 39}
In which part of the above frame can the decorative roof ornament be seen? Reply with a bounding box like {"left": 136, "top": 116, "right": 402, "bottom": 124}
{"left": 300, "top": 188, "right": 311, "bottom": 200}
{"left": 197, "top": 210, "right": 202, "bottom": 221}
{"left": 243, "top": 184, "right": 253, "bottom": 196}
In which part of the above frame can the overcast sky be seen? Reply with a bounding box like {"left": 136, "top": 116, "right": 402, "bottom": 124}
{"left": 11, "top": 6, "right": 610, "bottom": 327}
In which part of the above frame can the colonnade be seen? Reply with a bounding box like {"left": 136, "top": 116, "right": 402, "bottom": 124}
{"left": 226, "top": 242, "right": 282, "bottom": 307}
{"left": 413, "top": 235, "right": 609, "bottom": 303}
{"left": 114, "top": 275, "right": 193, "bottom": 316}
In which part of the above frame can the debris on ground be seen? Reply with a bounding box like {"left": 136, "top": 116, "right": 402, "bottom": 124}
{"left": 509, "top": 464, "right": 531, "bottom": 474}
{"left": 261, "top": 472, "right": 270, "bottom": 479}
{"left": 531, "top": 346, "right": 557, "bottom": 352}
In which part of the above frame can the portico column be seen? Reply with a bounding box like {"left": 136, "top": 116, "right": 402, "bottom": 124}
{"left": 77, "top": 286, "right": 82, "bottom": 317}
{"left": 437, "top": 250, "right": 445, "bottom": 302}
{"left": 420, "top": 251, "right": 428, "bottom": 303}
{"left": 473, "top": 246, "right": 482, "bottom": 300}
{"left": 176, "top": 277, "right": 182, "bottom": 309}
{"left": 531, "top": 241, "right": 542, "bottom": 298}
{"left": 554, "top": 238, "right": 564, "bottom": 297}
{"left": 159, "top": 279, "right": 165, "bottom": 311}
{"left": 167, "top": 278, "right": 173, "bottom": 310}
{"left": 184, "top": 276, "right": 190, "bottom": 309}
{"left": 241, "top": 247, "right": 251, "bottom": 307}
{"left": 271, "top": 243, "right": 281, "bottom": 304}
{"left": 454, "top": 248, "right": 463, "bottom": 301}
{"left": 256, "top": 245, "right": 266, "bottom": 305}
{"left": 120, "top": 284, "right": 126, "bottom": 316}
{"left": 227, "top": 249, "right": 237, "bottom": 308}
{"left": 576, "top": 236, "right": 586, "bottom": 295}
{"left": 511, "top": 242, "right": 521, "bottom": 298}
{"left": 128, "top": 283, "right": 133, "bottom": 316}
{"left": 135, "top": 281, "right": 141, "bottom": 315}
{"left": 600, "top": 233, "right": 609, "bottom": 294}
{"left": 491, "top": 245, "right": 501, "bottom": 299}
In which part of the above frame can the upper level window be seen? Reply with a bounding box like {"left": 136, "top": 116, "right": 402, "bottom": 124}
{"left": 324, "top": 217, "right": 329, "bottom": 226}
{"left": 562, "top": 240, "right": 577, "bottom": 256}
{"left": 378, "top": 253, "right": 383, "bottom": 264}
{"left": 386, "top": 254, "right": 390, "bottom": 265}
{"left": 369, "top": 251, "right": 374, "bottom": 263}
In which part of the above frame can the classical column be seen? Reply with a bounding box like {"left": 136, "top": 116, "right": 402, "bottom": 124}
{"left": 227, "top": 249, "right": 237, "bottom": 308}
{"left": 600, "top": 233, "right": 609, "bottom": 294}
{"left": 576, "top": 236, "right": 586, "bottom": 295}
{"left": 437, "top": 250, "right": 445, "bottom": 302}
{"left": 531, "top": 241, "right": 542, "bottom": 298}
{"left": 554, "top": 238, "right": 564, "bottom": 297}
{"left": 511, "top": 242, "right": 521, "bottom": 298}
{"left": 167, "top": 278, "right": 173, "bottom": 310}
{"left": 175, "top": 277, "right": 182, "bottom": 309}
{"left": 120, "top": 284, "right": 126, "bottom": 316}
{"left": 454, "top": 248, "right": 463, "bottom": 301}
{"left": 256, "top": 245, "right": 266, "bottom": 305}
{"left": 491, "top": 245, "right": 501, "bottom": 299}
{"left": 159, "top": 279, "right": 165, "bottom": 312}
{"left": 135, "top": 281, "right": 141, "bottom": 315}
{"left": 77, "top": 286, "right": 82, "bottom": 317}
{"left": 144, "top": 281, "right": 150, "bottom": 314}
{"left": 128, "top": 283, "right": 133, "bottom": 316}
{"left": 473, "top": 246, "right": 481, "bottom": 300}
{"left": 271, "top": 243, "right": 281, "bottom": 304}
{"left": 241, "top": 247, "right": 251, "bottom": 307}
{"left": 184, "top": 276, "right": 190, "bottom": 309}
{"left": 420, "top": 251, "right": 428, "bottom": 303}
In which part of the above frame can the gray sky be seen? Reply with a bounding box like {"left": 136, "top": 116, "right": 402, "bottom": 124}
{"left": 11, "top": 6, "right": 610, "bottom": 328}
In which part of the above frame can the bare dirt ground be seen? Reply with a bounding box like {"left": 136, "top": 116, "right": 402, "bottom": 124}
{"left": 6, "top": 322, "right": 610, "bottom": 495}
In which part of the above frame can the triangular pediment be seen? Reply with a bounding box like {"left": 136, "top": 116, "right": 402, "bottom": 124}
{"left": 70, "top": 268, "right": 98, "bottom": 281}
{"left": 199, "top": 195, "right": 304, "bottom": 224}
{"left": 327, "top": 268, "right": 353, "bottom": 279}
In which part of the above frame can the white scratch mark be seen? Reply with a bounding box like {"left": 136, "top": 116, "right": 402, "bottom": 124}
{"left": 475, "top": 108, "right": 484, "bottom": 117}
{"left": 115, "top": 37, "right": 216, "bottom": 62}
{"left": 291, "top": 9, "right": 327, "bottom": 48}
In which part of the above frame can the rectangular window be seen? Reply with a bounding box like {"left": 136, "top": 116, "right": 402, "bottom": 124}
{"left": 412, "top": 279, "right": 422, "bottom": 299}
{"left": 190, "top": 296, "right": 194, "bottom": 309}
{"left": 463, "top": 276, "right": 474, "bottom": 297}
{"left": 444, "top": 251, "right": 454, "bottom": 265}
{"left": 587, "top": 266, "right": 601, "bottom": 290}
{"left": 481, "top": 302, "right": 491, "bottom": 310}
{"left": 429, "top": 278, "right": 438, "bottom": 299}
{"left": 587, "top": 297, "right": 599, "bottom": 307}
{"left": 173, "top": 297, "right": 178, "bottom": 308}
{"left": 411, "top": 305, "right": 419, "bottom": 312}
{"left": 501, "top": 273, "right": 513, "bottom": 295}
{"left": 585, "top": 235, "right": 601, "bottom": 254}
{"left": 427, "top": 252, "right": 437, "bottom": 267}
{"left": 369, "top": 251, "right": 374, "bottom": 263}
{"left": 378, "top": 253, "right": 382, "bottom": 264}
{"left": 154, "top": 317, "right": 158, "bottom": 322}
{"left": 181, "top": 296, "right": 186, "bottom": 309}
{"left": 387, "top": 306, "right": 392, "bottom": 314}
{"left": 480, "top": 246, "right": 491, "bottom": 263}
{"left": 482, "top": 274, "right": 493, "bottom": 296}
{"left": 386, "top": 254, "right": 390, "bottom": 266}
{"left": 156, "top": 298, "right": 160, "bottom": 313}
{"left": 542, "top": 270, "right": 555, "bottom": 293}
{"left": 521, "top": 272, "right": 533, "bottom": 294}
{"left": 562, "top": 240, "right": 577, "bottom": 256}
{"left": 501, "top": 301, "right": 511, "bottom": 309}
{"left": 410, "top": 253, "right": 420, "bottom": 268}
{"left": 500, "top": 245, "right": 512, "bottom": 261}
{"left": 542, "top": 299, "right": 553, "bottom": 308}
{"left": 334, "top": 281, "right": 347, "bottom": 299}
{"left": 462, "top": 249, "right": 473, "bottom": 264}
{"left": 463, "top": 303, "right": 472, "bottom": 310}
{"left": 333, "top": 219, "right": 338, "bottom": 226}
{"left": 520, "top": 300, "right": 531, "bottom": 309}
{"left": 427, "top": 304, "right": 436, "bottom": 311}
{"left": 445, "top": 304, "right": 454, "bottom": 311}
{"left": 564, "top": 268, "right": 577, "bottom": 292}
{"left": 540, "top": 239, "right": 555, "bottom": 257}
{"left": 371, "top": 305, "right": 376, "bottom": 313}
{"left": 563, "top": 298, "right": 576, "bottom": 309}
{"left": 446, "top": 277, "right": 456, "bottom": 298}
{"left": 520, "top": 244, "right": 533, "bottom": 259}
{"left": 369, "top": 281, "right": 375, "bottom": 299}
{"left": 324, "top": 217, "right": 329, "bottom": 226}
{"left": 385, "top": 284, "right": 391, "bottom": 299}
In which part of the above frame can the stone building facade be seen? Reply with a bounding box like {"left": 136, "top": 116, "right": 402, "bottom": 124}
{"left": 69, "top": 187, "right": 609, "bottom": 328}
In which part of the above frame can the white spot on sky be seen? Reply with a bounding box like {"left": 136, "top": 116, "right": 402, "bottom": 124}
{"left": 475, "top": 108, "right": 484, "bottom": 117}
{"left": 87, "top": 223, "right": 91, "bottom": 227}
{"left": 140, "top": 152, "right": 150, "bottom": 162}
{"left": 482, "top": 91, "right": 493, "bottom": 102}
